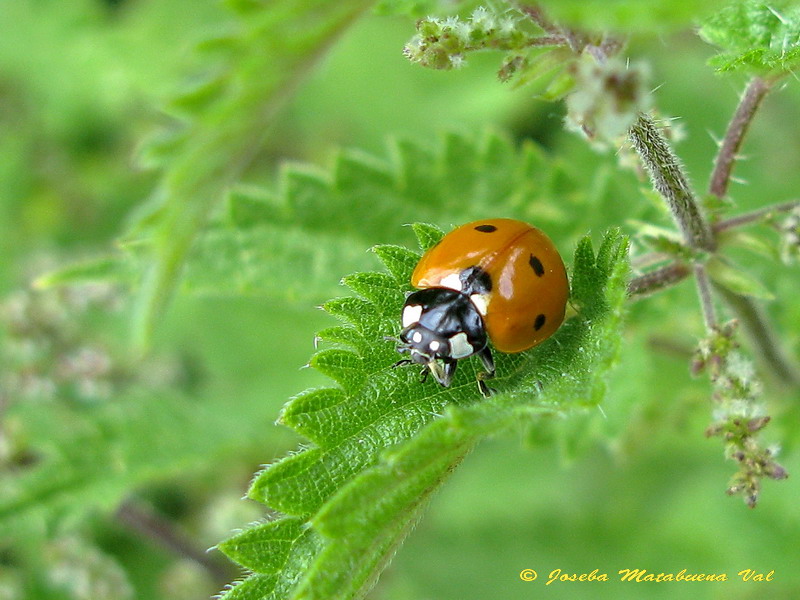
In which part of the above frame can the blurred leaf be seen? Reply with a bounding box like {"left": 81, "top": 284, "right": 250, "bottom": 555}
{"left": 631, "top": 221, "right": 693, "bottom": 258}
{"left": 218, "top": 226, "right": 629, "bottom": 600}
{"left": 541, "top": 0, "right": 727, "bottom": 32}
{"left": 699, "top": 0, "right": 800, "bottom": 75}
{"left": 52, "top": 129, "right": 627, "bottom": 308}
{"left": 719, "top": 230, "right": 780, "bottom": 260}
{"left": 131, "top": 0, "right": 374, "bottom": 350}
{"left": 706, "top": 256, "right": 776, "bottom": 299}
{"left": 506, "top": 47, "right": 576, "bottom": 97}
{"left": 180, "top": 131, "right": 587, "bottom": 302}
{"left": 33, "top": 256, "right": 136, "bottom": 289}
{"left": 374, "top": 0, "right": 478, "bottom": 17}
{"left": 0, "top": 391, "right": 219, "bottom": 537}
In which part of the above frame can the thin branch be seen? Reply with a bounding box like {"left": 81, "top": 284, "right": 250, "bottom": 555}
{"left": 629, "top": 113, "right": 716, "bottom": 252}
{"left": 706, "top": 78, "right": 800, "bottom": 387}
{"left": 713, "top": 199, "right": 800, "bottom": 233}
{"left": 515, "top": 3, "right": 584, "bottom": 52}
{"left": 693, "top": 263, "right": 717, "bottom": 331}
{"left": 116, "top": 498, "right": 234, "bottom": 584}
{"left": 628, "top": 262, "right": 691, "bottom": 298}
{"left": 522, "top": 34, "right": 571, "bottom": 48}
{"left": 709, "top": 77, "right": 772, "bottom": 199}
{"left": 515, "top": 3, "right": 561, "bottom": 36}
{"left": 713, "top": 286, "right": 800, "bottom": 388}
{"left": 647, "top": 335, "right": 695, "bottom": 359}
{"left": 630, "top": 251, "right": 672, "bottom": 270}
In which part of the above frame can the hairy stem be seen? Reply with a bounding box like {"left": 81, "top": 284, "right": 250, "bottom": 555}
{"left": 714, "top": 200, "right": 800, "bottom": 233}
{"left": 515, "top": 2, "right": 585, "bottom": 52}
{"left": 693, "top": 264, "right": 717, "bottom": 330}
{"left": 706, "top": 78, "right": 799, "bottom": 388}
{"left": 629, "top": 113, "right": 716, "bottom": 252}
{"left": 709, "top": 77, "right": 771, "bottom": 198}
{"left": 628, "top": 262, "right": 691, "bottom": 298}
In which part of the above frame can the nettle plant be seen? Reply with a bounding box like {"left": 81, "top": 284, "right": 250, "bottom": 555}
{"left": 16, "top": 1, "right": 799, "bottom": 599}
{"left": 208, "top": 2, "right": 797, "bottom": 598}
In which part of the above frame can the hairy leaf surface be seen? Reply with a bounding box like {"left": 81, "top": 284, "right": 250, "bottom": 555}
{"left": 218, "top": 226, "right": 629, "bottom": 600}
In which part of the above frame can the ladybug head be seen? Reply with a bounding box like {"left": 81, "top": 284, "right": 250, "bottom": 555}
{"left": 398, "top": 322, "right": 453, "bottom": 364}
{"left": 394, "top": 322, "right": 455, "bottom": 387}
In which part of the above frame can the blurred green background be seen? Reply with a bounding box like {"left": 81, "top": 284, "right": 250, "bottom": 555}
{"left": 1, "top": 1, "right": 798, "bottom": 599}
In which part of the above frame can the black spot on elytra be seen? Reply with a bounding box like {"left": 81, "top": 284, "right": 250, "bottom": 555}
{"left": 474, "top": 224, "right": 497, "bottom": 233}
{"left": 460, "top": 265, "right": 492, "bottom": 295}
{"left": 529, "top": 254, "right": 545, "bottom": 277}
{"left": 534, "top": 314, "right": 546, "bottom": 331}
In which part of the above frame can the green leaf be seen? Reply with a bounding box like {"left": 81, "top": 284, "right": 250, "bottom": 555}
{"left": 220, "top": 527, "right": 323, "bottom": 600}
{"left": 217, "top": 517, "right": 307, "bottom": 574}
{"left": 309, "top": 349, "right": 366, "bottom": 393}
{"left": 341, "top": 272, "right": 404, "bottom": 314}
{"left": 699, "top": 0, "right": 800, "bottom": 75}
{"left": 217, "top": 226, "right": 629, "bottom": 600}
{"left": 408, "top": 223, "right": 445, "bottom": 252}
{"left": 130, "top": 0, "right": 374, "bottom": 350}
{"left": 281, "top": 388, "right": 355, "bottom": 446}
{"left": 315, "top": 325, "right": 366, "bottom": 351}
{"left": 370, "top": 244, "right": 421, "bottom": 285}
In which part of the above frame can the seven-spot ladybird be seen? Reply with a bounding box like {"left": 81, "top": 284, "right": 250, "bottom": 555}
{"left": 394, "top": 218, "right": 569, "bottom": 396}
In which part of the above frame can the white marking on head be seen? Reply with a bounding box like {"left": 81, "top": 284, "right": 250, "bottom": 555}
{"left": 402, "top": 304, "right": 423, "bottom": 328}
{"left": 429, "top": 340, "right": 440, "bottom": 352}
{"left": 439, "top": 272, "right": 463, "bottom": 291}
{"left": 449, "top": 332, "right": 474, "bottom": 359}
{"left": 469, "top": 293, "right": 490, "bottom": 317}
{"left": 412, "top": 331, "right": 423, "bottom": 344}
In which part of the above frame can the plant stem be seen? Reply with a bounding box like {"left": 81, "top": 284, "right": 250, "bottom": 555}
{"left": 709, "top": 77, "right": 771, "bottom": 199}
{"left": 116, "top": 498, "right": 234, "bottom": 584}
{"left": 515, "top": 3, "right": 584, "bottom": 52}
{"left": 693, "top": 263, "right": 717, "bottom": 330}
{"left": 628, "top": 113, "right": 716, "bottom": 252}
{"left": 706, "top": 77, "right": 800, "bottom": 388}
{"left": 627, "top": 262, "right": 690, "bottom": 298}
{"left": 713, "top": 199, "right": 800, "bottom": 233}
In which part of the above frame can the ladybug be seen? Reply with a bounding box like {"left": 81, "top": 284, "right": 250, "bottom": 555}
{"left": 394, "top": 218, "right": 569, "bottom": 396}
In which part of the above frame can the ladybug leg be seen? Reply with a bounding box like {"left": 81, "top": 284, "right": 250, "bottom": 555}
{"left": 391, "top": 358, "right": 412, "bottom": 368}
{"left": 475, "top": 347, "right": 496, "bottom": 397}
{"left": 441, "top": 358, "right": 457, "bottom": 386}
{"left": 419, "top": 367, "right": 430, "bottom": 384}
{"left": 428, "top": 357, "right": 456, "bottom": 388}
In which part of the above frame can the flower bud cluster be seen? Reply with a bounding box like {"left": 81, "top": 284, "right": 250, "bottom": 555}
{"left": 693, "top": 321, "right": 788, "bottom": 508}
{"left": 779, "top": 204, "right": 800, "bottom": 263}
{"left": 403, "top": 7, "right": 527, "bottom": 70}
{"left": 565, "top": 55, "right": 651, "bottom": 149}
{"left": 1, "top": 286, "right": 119, "bottom": 406}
